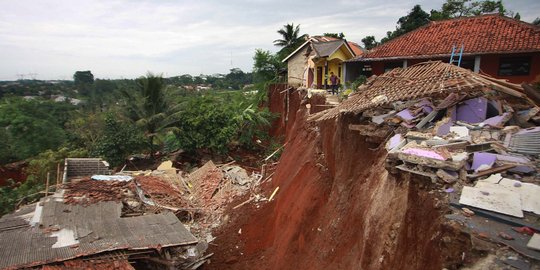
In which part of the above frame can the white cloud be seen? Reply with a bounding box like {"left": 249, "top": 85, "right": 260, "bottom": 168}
{"left": 0, "top": 0, "right": 537, "bottom": 80}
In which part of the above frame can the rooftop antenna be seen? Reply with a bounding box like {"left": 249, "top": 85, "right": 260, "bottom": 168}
{"left": 16, "top": 73, "right": 25, "bottom": 80}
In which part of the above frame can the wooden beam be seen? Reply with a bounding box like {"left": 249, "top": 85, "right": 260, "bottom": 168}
{"left": 467, "top": 164, "right": 516, "bottom": 179}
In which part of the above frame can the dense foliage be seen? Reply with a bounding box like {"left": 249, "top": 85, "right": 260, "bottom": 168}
{"left": 0, "top": 98, "right": 76, "bottom": 163}
{"left": 0, "top": 66, "right": 276, "bottom": 216}
{"left": 166, "top": 91, "right": 273, "bottom": 154}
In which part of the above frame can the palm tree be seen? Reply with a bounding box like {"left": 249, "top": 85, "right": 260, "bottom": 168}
{"left": 273, "top": 23, "right": 308, "bottom": 52}
{"left": 121, "top": 73, "right": 183, "bottom": 157}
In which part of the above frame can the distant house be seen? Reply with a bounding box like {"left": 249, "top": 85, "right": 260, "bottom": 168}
{"left": 53, "top": 95, "right": 83, "bottom": 105}
{"left": 283, "top": 36, "right": 363, "bottom": 88}
{"left": 344, "top": 14, "right": 540, "bottom": 84}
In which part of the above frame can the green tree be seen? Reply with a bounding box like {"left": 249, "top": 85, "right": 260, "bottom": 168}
{"left": 168, "top": 95, "right": 237, "bottom": 153}
{"left": 253, "top": 49, "right": 282, "bottom": 83}
{"left": 121, "top": 73, "right": 181, "bottom": 157}
{"left": 273, "top": 23, "right": 308, "bottom": 60}
{"left": 0, "top": 98, "right": 74, "bottom": 162}
{"left": 193, "top": 76, "right": 205, "bottom": 85}
{"left": 167, "top": 92, "right": 273, "bottom": 153}
{"left": 361, "top": 36, "right": 379, "bottom": 50}
{"left": 93, "top": 114, "right": 146, "bottom": 167}
{"left": 532, "top": 17, "right": 540, "bottom": 25}
{"left": 382, "top": 5, "right": 430, "bottom": 43}
{"left": 430, "top": 0, "right": 509, "bottom": 20}
{"left": 73, "top": 71, "right": 94, "bottom": 84}
{"left": 178, "top": 74, "right": 194, "bottom": 85}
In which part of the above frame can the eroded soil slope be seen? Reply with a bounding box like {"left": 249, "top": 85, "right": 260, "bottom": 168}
{"left": 207, "top": 91, "right": 469, "bottom": 270}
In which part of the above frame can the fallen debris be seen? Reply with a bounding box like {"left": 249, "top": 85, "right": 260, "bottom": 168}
{"left": 269, "top": 186, "right": 279, "bottom": 202}
{"left": 527, "top": 234, "right": 540, "bottom": 251}
{"left": 307, "top": 61, "right": 540, "bottom": 262}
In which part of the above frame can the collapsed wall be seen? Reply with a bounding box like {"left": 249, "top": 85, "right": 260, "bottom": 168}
{"left": 208, "top": 84, "right": 470, "bottom": 270}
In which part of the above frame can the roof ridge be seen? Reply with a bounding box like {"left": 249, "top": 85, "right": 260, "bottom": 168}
{"left": 359, "top": 14, "right": 540, "bottom": 60}
{"left": 432, "top": 13, "right": 540, "bottom": 30}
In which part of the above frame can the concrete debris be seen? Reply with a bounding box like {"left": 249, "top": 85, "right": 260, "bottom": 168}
{"left": 223, "top": 165, "right": 252, "bottom": 186}
{"left": 527, "top": 234, "right": 540, "bottom": 251}
{"left": 459, "top": 186, "right": 523, "bottom": 218}
{"left": 310, "top": 61, "right": 540, "bottom": 263}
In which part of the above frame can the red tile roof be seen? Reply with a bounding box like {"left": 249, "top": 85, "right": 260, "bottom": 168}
{"left": 348, "top": 41, "right": 364, "bottom": 56}
{"left": 357, "top": 14, "right": 540, "bottom": 61}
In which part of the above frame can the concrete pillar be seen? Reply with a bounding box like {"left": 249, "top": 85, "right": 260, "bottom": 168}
{"left": 403, "top": 60, "right": 408, "bottom": 68}
{"left": 343, "top": 63, "right": 347, "bottom": 83}
{"left": 474, "top": 56, "right": 481, "bottom": 73}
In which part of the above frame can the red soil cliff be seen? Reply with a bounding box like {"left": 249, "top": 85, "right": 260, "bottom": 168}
{"left": 206, "top": 87, "right": 469, "bottom": 270}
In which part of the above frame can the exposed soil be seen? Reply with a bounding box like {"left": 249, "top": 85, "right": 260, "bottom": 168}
{"left": 204, "top": 87, "right": 472, "bottom": 270}
{"left": 0, "top": 161, "right": 27, "bottom": 186}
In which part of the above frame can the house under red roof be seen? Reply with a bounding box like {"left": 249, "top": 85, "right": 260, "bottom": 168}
{"left": 344, "top": 14, "right": 540, "bottom": 84}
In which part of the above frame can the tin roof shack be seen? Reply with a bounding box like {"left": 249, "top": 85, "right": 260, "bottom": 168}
{"left": 311, "top": 61, "right": 540, "bottom": 262}
{"left": 0, "top": 179, "right": 205, "bottom": 270}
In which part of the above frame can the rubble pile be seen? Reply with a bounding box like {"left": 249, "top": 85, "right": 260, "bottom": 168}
{"left": 135, "top": 175, "right": 191, "bottom": 209}
{"left": 63, "top": 177, "right": 135, "bottom": 205}
{"left": 188, "top": 160, "right": 226, "bottom": 208}
{"left": 310, "top": 61, "right": 540, "bottom": 262}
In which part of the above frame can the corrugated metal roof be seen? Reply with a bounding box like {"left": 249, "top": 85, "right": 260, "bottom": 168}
{"left": 312, "top": 40, "right": 345, "bottom": 58}
{"left": 0, "top": 198, "right": 197, "bottom": 269}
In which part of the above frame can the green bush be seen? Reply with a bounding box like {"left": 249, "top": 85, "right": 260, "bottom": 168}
{"left": 92, "top": 114, "right": 146, "bottom": 167}
{"left": 0, "top": 177, "right": 44, "bottom": 217}
{"left": 167, "top": 91, "right": 274, "bottom": 154}
{"left": 351, "top": 75, "right": 367, "bottom": 91}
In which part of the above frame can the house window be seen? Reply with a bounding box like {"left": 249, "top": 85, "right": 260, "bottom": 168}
{"left": 361, "top": 64, "right": 373, "bottom": 77}
{"left": 384, "top": 62, "right": 402, "bottom": 72}
{"left": 498, "top": 57, "right": 531, "bottom": 76}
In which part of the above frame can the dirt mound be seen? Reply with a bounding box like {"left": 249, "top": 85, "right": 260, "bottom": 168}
{"left": 205, "top": 88, "right": 471, "bottom": 270}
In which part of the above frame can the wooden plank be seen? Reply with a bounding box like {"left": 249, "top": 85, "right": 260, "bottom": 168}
{"left": 467, "top": 164, "right": 516, "bottom": 179}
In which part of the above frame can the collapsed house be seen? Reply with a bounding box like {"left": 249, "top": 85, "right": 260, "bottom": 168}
{"left": 311, "top": 61, "right": 540, "bottom": 260}
{"left": 0, "top": 158, "right": 206, "bottom": 270}
{"left": 0, "top": 157, "right": 264, "bottom": 269}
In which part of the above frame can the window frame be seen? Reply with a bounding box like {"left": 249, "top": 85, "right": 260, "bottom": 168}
{"left": 498, "top": 56, "right": 531, "bottom": 76}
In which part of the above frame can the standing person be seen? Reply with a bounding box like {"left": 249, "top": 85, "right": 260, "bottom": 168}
{"left": 329, "top": 72, "right": 340, "bottom": 95}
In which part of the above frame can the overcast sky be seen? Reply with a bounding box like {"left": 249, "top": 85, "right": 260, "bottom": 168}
{"left": 0, "top": 0, "right": 538, "bottom": 80}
